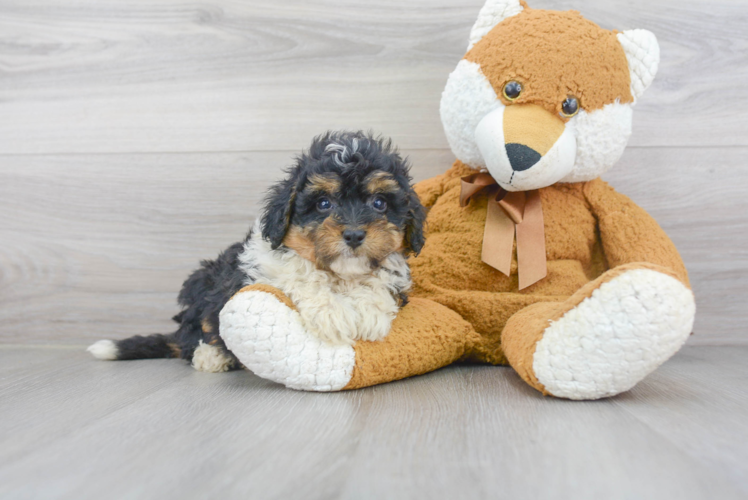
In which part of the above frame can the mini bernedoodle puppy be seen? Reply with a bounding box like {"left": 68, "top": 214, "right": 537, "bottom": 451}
{"left": 88, "top": 131, "right": 426, "bottom": 373}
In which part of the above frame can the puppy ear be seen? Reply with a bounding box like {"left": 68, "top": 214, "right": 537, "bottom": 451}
{"left": 404, "top": 192, "right": 427, "bottom": 255}
{"left": 261, "top": 174, "right": 298, "bottom": 249}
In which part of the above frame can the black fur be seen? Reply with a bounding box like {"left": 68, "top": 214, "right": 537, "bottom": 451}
{"left": 405, "top": 191, "right": 427, "bottom": 255}
{"left": 262, "top": 131, "right": 426, "bottom": 256}
{"left": 107, "top": 131, "right": 426, "bottom": 366}
{"left": 112, "top": 242, "right": 249, "bottom": 369}
{"left": 261, "top": 174, "right": 297, "bottom": 250}
{"left": 115, "top": 333, "right": 177, "bottom": 360}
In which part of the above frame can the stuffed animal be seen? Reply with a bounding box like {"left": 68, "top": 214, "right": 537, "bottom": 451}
{"left": 219, "top": 0, "right": 695, "bottom": 399}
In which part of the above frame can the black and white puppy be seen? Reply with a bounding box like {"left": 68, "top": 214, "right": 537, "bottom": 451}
{"left": 88, "top": 131, "right": 426, "bottom": 372}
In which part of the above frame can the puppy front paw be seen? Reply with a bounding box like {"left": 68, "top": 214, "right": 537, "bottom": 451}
{"left": 219, "top": 286, "right": 355, "bottom": 392}
{"left": 191, "top": 341, "right": 234, "bottom": 373}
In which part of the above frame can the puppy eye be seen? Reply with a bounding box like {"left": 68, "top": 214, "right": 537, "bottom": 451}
{"left": 561, "top": 96, "right": 580, "bottom": 118}
{"left": 316, "top": 197, "right": 333, "bottom": 212}
{"left": 371, "top": 196, "right": 387, "bottom": 212}
{"left": 503, "top": 81, "right": 522, "bottom": 101}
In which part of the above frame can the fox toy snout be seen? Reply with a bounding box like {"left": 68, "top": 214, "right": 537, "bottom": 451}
{"left": 475, "top": 104, "right": 577, "bottom": 191}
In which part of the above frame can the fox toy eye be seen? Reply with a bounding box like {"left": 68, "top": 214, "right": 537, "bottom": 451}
{"left": 503, "top": 81, "right": 522, "bottom": 101}
{"left": 316, "top": 197, "right": 333, "bottom": 212}
{"left": 561, "top": 96, "right": 580, "bottom": 117}
{"left": 371, "top": 196, "right": 388, "bottom": 212}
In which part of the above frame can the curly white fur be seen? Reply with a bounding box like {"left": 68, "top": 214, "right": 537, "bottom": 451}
{"left": 238, "top": 221, "right": 410, "bottom": 345}
{"left": 192, "top": 341, "right": 234, "bottom": 373}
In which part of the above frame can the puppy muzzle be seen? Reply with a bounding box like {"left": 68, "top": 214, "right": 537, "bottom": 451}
{"left": 342, "top": 229, "right": 366, "bottom": 249}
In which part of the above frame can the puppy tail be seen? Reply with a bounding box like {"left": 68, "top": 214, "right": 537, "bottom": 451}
{"left": 87, "top": 333, "right": 180, "bottom": 361}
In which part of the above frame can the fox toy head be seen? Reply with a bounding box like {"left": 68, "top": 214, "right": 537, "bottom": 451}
{"left": 441, "top": 0, "right": 660, "bottom": 191}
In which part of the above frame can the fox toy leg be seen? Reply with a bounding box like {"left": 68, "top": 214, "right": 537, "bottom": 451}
{"left": 501, "top": 263, "right": 695, "bottom": 400}
{"left": 219, "top": 285, "right": 479, "bottom": 392}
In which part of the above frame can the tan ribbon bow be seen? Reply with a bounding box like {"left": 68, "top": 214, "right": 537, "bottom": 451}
{"left": 460, "top": 173, "right": 547, "bottom": 290}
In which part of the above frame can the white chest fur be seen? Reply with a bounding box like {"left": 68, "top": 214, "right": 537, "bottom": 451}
{"left": 238, "top": 227, "right": 410, "bottom": 345}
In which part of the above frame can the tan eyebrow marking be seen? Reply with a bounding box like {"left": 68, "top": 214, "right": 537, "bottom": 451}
{"left": 307, "top": 174, "right": 341, "bottom": 194}
{"left": 365, "top": 171, "right": 399, "bottom": 194}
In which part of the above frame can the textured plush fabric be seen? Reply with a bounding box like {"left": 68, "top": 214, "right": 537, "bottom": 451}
{"left": 343, "top": 298, "right": 477, "bottom": 390}
{"left": 501, "top": 262, "right": 685, "bottom": 395}
{"left": 219, "top": 2, "right": 694, "bottom": 399}
{"left": 466, "top": 7, "right": 634, "bottom": 115}
{"left": 617, "top": 29, "right": 660, "bottom": 100}
{"left": 408, "top": 161, "right": 690, "bottom": 366}
{"left": 531, "top": 267, "right": 694, "bottom": 399}
{"left": 220, "top": 286, "right": 356, "bottom": 392}
{"left": 221, "top": 166, "right": 692, "bottom": 393}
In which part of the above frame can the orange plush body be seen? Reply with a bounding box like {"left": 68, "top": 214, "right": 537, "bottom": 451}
{"left": 220, "top": 1, "right": 696, "bottom": 399}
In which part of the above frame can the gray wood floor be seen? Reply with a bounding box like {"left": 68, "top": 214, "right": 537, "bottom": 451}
{"left": 1, "top": 345, "right": 747, "bottom": 500}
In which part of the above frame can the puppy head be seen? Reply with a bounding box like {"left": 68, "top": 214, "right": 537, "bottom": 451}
{"left": 261, "top": 131, "right": 425, "bottom": 276}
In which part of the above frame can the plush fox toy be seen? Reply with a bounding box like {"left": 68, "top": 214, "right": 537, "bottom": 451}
{"left": 219, "top": 0, "right": 696, "bottom": 399}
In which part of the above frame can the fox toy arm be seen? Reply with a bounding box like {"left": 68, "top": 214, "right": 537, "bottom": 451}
{"left": 414, "top": 172, "right": 452, "bottom": 209}
{"left": 584, "top": 179, "right": 690, "bottom": 286}
{"left": 414, "top": 161, "right": 477, "bottom": 209}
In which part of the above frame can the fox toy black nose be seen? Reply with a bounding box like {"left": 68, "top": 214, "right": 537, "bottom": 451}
{"left": 506, "top": 143, "right": 542, "bottom": 172}
{"left": 343, "top": 229, "right": 366, "bottom": 249}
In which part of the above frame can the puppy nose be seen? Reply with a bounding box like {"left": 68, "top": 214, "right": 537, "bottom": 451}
{"left": 506, "top": 143, "right": 541, "bottom": 172}
{"left": 343, "top": 229, "right": 366, "bottom": 249}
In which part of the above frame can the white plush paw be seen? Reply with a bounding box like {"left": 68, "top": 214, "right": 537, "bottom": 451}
{"left": 218, "top": 290, "right": 355, "bottom": 392}
{"left": 533, "top": 269, "right": 696, "bottom": 400}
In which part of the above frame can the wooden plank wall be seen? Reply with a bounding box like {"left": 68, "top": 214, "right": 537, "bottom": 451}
{"left": 1, "top": 0, "right": 746, "bottom": 345}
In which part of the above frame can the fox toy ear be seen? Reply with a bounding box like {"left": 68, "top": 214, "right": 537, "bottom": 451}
{"left": 467, "top": 0, "right": 525, "bottom": 51}
{"left": 617, "top": 29, "right": 660, "bottom": 101}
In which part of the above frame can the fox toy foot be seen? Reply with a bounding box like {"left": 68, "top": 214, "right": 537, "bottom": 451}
{"left": 502, "top": 264, "right": 696, "bottom": 400}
